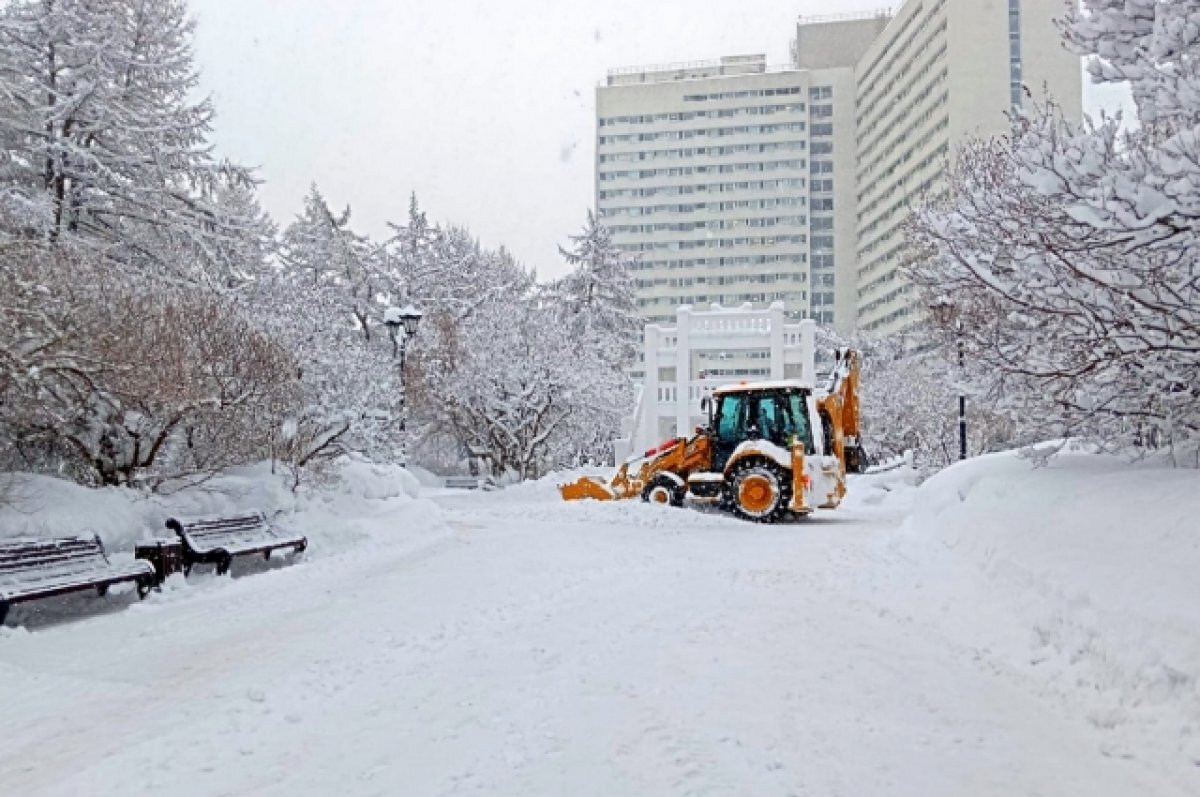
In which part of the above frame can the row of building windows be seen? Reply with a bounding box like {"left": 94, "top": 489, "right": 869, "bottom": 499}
{"left": 598, "top": 141, "right": 807, "bottom": 163}
{"left": 1009, "top": 0, "right": 1023, "bottom": 108}
{"left": 599, "top": 178, "right": 806, "bottom": 200}
{"left": 599, "top": 158, "right": 807, "bottom": 181}
{"left": 860, "top": 285, "right": 917, "bottom": 333}
{"left": 601, "top": 198, "right": 807, "bottom": 218}
{"left": 858, "top": 48, "right": 949, "bottom": 167}
{"left": 858, "top": 0, "right": 948, "bottom": 116}
{"left": 859, "top": 14, "right": 949, "bottom": 137}
{"left": 599, "top": 104, "right": 805, "bottom": 127}
{"left": 857, "top": 186, "right": 948, "bottom": 282}
{"left": 608, "top": 215, "right": 808, "bottom": 235}
{"left": 682, "top": 86, "right": 805, "bottom": 102}
{"left": 619, "top": 234, "right": 808, "bottom": 252}
{"left": 859, "top": 107, "right": 949, "bottom": 227}
{"left": 628, "top": 254, "right": 808, "bottom": 271}
{"left": 858, "top": 138, "right": 949, "bottom": 252}
{"left": 638, "top": 291, "right": 803, "bottom": 308}
{"left": 598, "top": 122, "right": 807, "bottom": 145}
{"left": 636, "top": 272, "right": 808, "bottom": 290}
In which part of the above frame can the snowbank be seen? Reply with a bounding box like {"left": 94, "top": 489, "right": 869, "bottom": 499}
{"left": 890, "top": 446, "right": 1200, "bottom": 767}
{"left": 0, "top": 456, "right": 442, "bottom": 559}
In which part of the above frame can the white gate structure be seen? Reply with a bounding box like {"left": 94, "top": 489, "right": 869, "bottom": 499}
{"left": 615, "top": 302, "right": 817, "bottom": 462}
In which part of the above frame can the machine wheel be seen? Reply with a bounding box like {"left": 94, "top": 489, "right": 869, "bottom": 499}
{"left": 728, "top": 460, "right": 791, "bottom": 523}
{"left": 641, "top": 474, "right": 684, "bottom": 507}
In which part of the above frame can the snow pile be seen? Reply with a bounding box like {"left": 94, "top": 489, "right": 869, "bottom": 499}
{"left": 332, "top": 457, "right": 421, "bottom": 501}
{"left": 842, "top": 464, "right": 921, "bottom": 512}
{"left": 891, "top": 447, "right": 1200, "bottom": 767}
{"left": 497, "top": 466, "right": 615, "bottom": 503}
{"left": 0, "top": 457, "right": 443, "bottom": 559}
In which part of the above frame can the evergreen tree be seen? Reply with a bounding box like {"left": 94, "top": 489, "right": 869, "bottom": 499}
{"left": 0, "top": 0, "right": 255, "bottom": 283}
{"left": 555, "top": 210, "right": 640, "bottom": 367}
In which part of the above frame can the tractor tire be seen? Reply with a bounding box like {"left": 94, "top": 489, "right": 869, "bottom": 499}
{"left": 728, "top": 460, "right": 791, "bottom": 523}
{"left": 642, "top": 474, "right": 684, "bottom": 507}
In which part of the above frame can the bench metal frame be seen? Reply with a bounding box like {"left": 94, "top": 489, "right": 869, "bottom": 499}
{"left": 165, "top": 512, "right": 307, "bottom": 576}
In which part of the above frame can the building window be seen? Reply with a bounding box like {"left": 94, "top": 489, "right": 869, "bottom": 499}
{"left": 809, "top": 86, "right": 833, "bottom": 100}
{"left": 811, "top": 123, "right": 833, "bottom": 137}
{"left": 811, "top": 142, "right": 833, "bottom": 155}
{"left": 811, "top": 104, "right": 833, "bottom": 119}
{"left": 1009, "top": 0, "right": 1022, "bottom": 108}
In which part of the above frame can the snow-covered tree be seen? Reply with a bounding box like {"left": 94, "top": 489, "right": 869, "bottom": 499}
{"left": 554, "top": 210, "right": 641, "bottom": 368}
{"left": 906, "top": 0, "right": 1200, "bottom": 457}
{"left": 386, "top": 195, "right": 528, "bottom": 321}
{"left": 253, "top": 186, "right": 405, "bottom": 470}
{"left": 0, "top": 0, "right": 255, "bottom": 283}
{"left": 1, "top": 242, "right": 297, "bottom": 487}
{"left": 410, "top": 301, "right": 578, "bottom": 479}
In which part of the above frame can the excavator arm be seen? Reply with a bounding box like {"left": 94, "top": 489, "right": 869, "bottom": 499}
{"left": 818, "top": 348, "right": 865, "bottom": 474}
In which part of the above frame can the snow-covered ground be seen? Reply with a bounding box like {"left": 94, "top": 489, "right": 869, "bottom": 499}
{"left": 1, "top": 451, "right": 1197, "bottom": 795}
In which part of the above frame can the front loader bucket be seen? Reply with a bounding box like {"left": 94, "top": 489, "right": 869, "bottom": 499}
{"left": 559, "top": 476, "right": 616, "bottom": 502}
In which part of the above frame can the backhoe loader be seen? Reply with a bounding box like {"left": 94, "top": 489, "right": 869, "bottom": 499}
{"left": 560, "top": 349, "right": 864, "bottom": 523}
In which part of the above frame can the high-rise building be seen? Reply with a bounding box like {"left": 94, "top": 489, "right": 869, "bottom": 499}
{"left": 853, "top": 0, "right": 1083, "bottom": 336}
{"left": 596, "top": 16, "right": 889, "bottom": 383}
{"left": 596, "top": 54, "right": 813, "bottom": 348}
{"left": 597, "top": 0, "right": 1082, "bottom": 366}
{"left": 792, "top": 14, "right": 891, "bottom": 330}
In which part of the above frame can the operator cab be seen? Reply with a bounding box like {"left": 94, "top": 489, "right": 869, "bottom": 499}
{"left": 705, "top": 382, "right": 816, "bottom": 473}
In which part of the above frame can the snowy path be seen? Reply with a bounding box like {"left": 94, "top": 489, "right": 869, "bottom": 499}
{"left": 0, "top": 488, "right": 1189, "bottom": 796}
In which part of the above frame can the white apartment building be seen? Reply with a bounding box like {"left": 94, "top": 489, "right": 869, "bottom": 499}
{"left": 598, "top": 0, "right": 1081, "bottom": 382}
{"left": 854, "top": 0, "right": 1083, "bottom": 336}
{"left": 596, "top": 19, "right": 888, "bottom": 380}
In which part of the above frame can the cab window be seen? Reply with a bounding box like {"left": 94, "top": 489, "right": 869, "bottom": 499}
{"left": 787, "top": 394, "right": 815, "bottom": 454}
{"left": 715, "top": 395, "right": 745, "bottom": 441}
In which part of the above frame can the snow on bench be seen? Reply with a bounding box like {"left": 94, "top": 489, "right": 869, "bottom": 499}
{"left": 0, "top": 535, "right": 156, "bottom": 625}
{"left": 165, "top": 512, "right": 307, "bottom": 576}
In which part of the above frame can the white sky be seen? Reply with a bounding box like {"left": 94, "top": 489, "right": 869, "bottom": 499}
{"left": 192, "top": 0, "right": 1131, "bottom": 280}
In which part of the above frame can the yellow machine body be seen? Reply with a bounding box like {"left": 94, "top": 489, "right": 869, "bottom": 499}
{"left": 559, "top": 349, "right": 862, "bottom": 523}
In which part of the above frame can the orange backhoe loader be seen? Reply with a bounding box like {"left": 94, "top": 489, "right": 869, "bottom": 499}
{"left": 560, "top": 349, "right": 864, "bottom": 523}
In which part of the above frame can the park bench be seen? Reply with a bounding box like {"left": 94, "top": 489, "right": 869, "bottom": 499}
{"left": 0, "top": 535, "right": 156, "bottom": 625}
{"left": 165, "top": 512, "right": 307, "bottom": 576}
{"left": 444, "top": 476, "right": 483, "bottom": 490}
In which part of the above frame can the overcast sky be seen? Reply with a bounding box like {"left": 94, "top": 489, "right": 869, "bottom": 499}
{"left": 192, "top": 0, "right": 1130, "bottom": 280}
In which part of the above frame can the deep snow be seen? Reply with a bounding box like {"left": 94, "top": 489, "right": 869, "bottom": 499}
{"left": 0, "top": 451, "right": 1197, "bottom": 796}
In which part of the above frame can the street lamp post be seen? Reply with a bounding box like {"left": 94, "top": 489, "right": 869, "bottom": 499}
{"left": 929, "top": 298, "right": 967, "bottom": 461}
{"left": 383, "top": 304, "right": 423, "bottom": 465}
